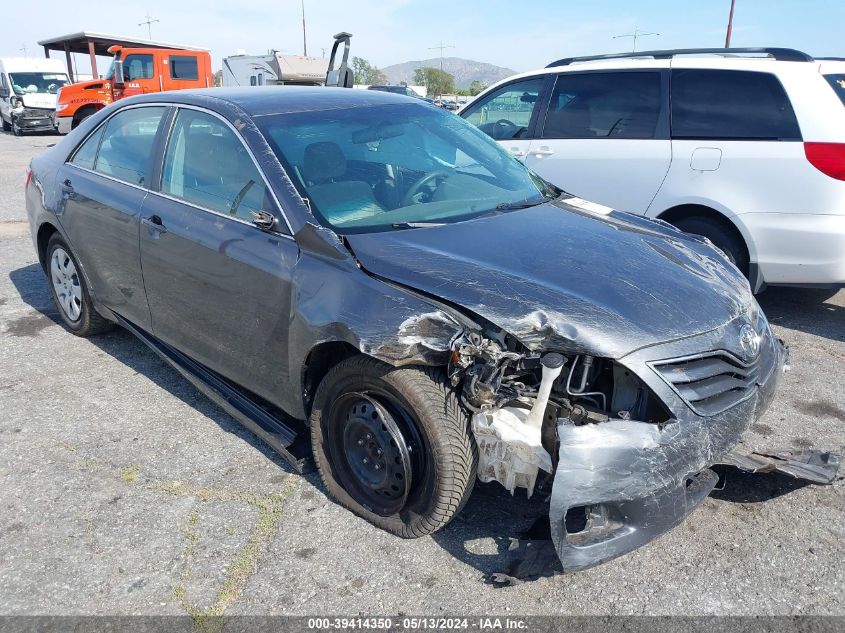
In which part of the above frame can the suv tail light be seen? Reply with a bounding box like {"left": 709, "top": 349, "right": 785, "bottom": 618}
{"left": 804, "top": 142, "right": 845, "bottom": 181}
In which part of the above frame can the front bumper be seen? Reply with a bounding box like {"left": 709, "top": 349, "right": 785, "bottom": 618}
{"left": 548, "top": 336, "right": 786, "bottom": 572}
{"left": 55, "top": 114, "right": 73, "bottom": 135}
{"left": 15, "top": 108, "right": 57, "bottom": 132}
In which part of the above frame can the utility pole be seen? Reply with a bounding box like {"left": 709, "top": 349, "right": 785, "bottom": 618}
{"left": 725, "top": 0, "right": 737, "bottom": 47}
{"left": 613, "top": 27, "right": 659, "bottom": 53}
{"left": 301, "top": 0, "right": 307, "bottom": 56}
{"left": 428, "top": 41, "right": 455, "bottom": 73}
{"left": 139, "top": 13, "right": 159, "bottom": 40}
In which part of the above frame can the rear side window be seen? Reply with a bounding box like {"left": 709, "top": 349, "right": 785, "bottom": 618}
{"left": 671, "top": 69, "right": 801, "bottom": 140}
{"left": 824, "top": 74, "right": 845, "bottom": 106}
{"left": 461, "top": 77, "right": 545, "bottom": 140}
{"left": 170, "top": 56, "right": 199, "bottom": 81}
{"left": 92, "top": 107, "right": 166, "bottom": 185}
{"left": 543, "top": 71, "right": 663, "bottom": 139}
{"left": 123, "top": 54, "right": 155, "bottom": 81}
{"left": 161, "top": 109, "right": 269, "bottom": 222}
{"left": 70, "top": 126, "right": 106, "bottom": 170}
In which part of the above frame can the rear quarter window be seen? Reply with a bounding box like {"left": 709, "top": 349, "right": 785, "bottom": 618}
{"left": 671, "top": 69, "right": 801, "bottom": 141}
{"left": 824, "top": 74, "right": 845, "bottom": 106}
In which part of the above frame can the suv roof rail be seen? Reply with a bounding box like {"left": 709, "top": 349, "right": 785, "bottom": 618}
{"left": 545, "top": 47, "right": 814, "bottom": 68}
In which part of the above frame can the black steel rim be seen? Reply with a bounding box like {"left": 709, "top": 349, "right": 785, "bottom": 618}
{"left": 326, "top": 391, "right": 422, "bottom": 516}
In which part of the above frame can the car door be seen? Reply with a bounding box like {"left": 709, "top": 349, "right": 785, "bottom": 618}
{"left": 460, "top": 76, "right": 549, "bottom": 162}
{"left": 59, "top": 105, "right": 168, "bottom": 331}
{"left": 139, "top": 106, "right": 299, "bottom": 408}
{"left": 524, "top": 69, "right": 671, "bottom": 214}
{"left": 119, "top": 53, "right": 161, "bottom": 97}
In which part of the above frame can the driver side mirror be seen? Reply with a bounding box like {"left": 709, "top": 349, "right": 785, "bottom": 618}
{"left": 112, "top": 60, "right": 125, "bottom": 88}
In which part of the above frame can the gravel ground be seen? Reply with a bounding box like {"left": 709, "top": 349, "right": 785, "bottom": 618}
{"left": 0, "top": 130, "right": 843, "bottom": 617}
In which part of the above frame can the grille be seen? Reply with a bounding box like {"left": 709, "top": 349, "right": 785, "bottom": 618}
{"left": 651, "top": 335, "right": 774, "bottom": 416}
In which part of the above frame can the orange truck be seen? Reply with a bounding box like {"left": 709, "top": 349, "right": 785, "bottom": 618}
{"left": 54, "top": 45, "right": 212, "bottom": 134}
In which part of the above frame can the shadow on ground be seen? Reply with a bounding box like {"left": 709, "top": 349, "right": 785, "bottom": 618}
{"left": 758, "top": 287, "right": 845, "bottom": 343}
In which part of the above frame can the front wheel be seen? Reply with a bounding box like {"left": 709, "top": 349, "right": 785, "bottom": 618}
{"left": 2, "top": 116, "right": 10, "bottom": 132}
{"left": 310, "top": 356, "right": 477, "bottom": 538}
{"left": 11, "top": 116, "right": 23, "bottom": 137}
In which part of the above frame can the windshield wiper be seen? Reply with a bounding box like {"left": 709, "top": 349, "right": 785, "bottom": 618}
{"left": 495, "top": 194, "right": 555, "bottom": 211}
{"left": 391, "top": 221, "right": 447, "bottom": 229}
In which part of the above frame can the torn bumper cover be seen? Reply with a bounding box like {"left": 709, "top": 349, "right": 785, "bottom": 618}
{"left": 548, "top": 337, "right": 787, "bottom": 572}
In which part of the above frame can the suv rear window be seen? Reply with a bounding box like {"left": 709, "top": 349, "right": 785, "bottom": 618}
{"left": 671, "top": 69, "right": 801, "bottom": 141}
{"left": 825, "top": 74, "right": 845, "bottom": 106}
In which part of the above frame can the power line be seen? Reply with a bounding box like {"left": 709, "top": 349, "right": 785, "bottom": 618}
{"left": 613, "top": 27, "right": 659, "bottom": 53}
{"left": 138, "top": 13, "right": 160, "bottom": 40}
{"left": 428, "top": 41, "right": 455, "bottom": 73}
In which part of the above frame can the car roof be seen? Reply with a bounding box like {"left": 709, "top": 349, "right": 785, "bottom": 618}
{"left": 124, "top": 86, "right": 416, "bottom": 117}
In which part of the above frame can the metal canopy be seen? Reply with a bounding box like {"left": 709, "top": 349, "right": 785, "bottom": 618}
{"left": 37, "top": 32, "right": 208, "bottom": 81}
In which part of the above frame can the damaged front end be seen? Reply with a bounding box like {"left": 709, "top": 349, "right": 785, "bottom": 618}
{"left": 448, "top": 316, "right": 789, "bottom": 572}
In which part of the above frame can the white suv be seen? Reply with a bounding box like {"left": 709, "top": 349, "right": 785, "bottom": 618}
{"left": 460, "top": 48, "right": 845, "bottom": 291}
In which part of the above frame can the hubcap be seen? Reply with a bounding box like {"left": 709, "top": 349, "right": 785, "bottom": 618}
{"left": 329, "top": 393, "right": 415, "bottom": 516}
{"left": 50, "top": 248, "right": 82, "bottom": 322}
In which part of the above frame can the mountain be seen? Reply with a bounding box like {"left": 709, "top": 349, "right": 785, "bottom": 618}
{"left": 381, "top": 57, "right": 517, "bottom": 89}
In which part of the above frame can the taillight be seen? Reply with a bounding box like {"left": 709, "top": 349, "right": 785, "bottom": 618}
{"left": 804, "top": 142, "right": 845, "bottom": 181}
{"left": 25, "top": 168, "right": 32, "bottom": 189}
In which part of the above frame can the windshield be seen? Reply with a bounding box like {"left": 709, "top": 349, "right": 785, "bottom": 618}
{"left": 825, "top": 74, "right": 845, "bottom": 107}
{"left": 256, "top": 102, "right": 556, "bottom": 233}
{"left": 10, "top": 72, "right": 69, "bottom": 95}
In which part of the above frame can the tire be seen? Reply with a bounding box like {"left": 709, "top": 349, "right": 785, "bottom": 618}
{"left": 11, "top": 116, "right": 22, "bottom": 137}
{"left": 672, "top": 215, "right": 749, "bottom": 276}
{"left": 310, "top": 355, "right": 477, "bottom": 538}
{"left": 71, "top": 108, "right": 95, "bottom": 131}
{"left": 45, "top": 234, "right": 113, "bottom": 337}
{"left": 1, "top": 116, "right": 9, "bottom": 132}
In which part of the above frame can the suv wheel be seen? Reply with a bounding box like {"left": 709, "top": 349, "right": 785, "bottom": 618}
{"left": 11, "top": 116, "right": 23, "bottom": 137}
{"left": 672, "top": 216, "right": 749, "bottom": 276}
{"left": 310, "top": 356, "right": 477, "bottom": 538}
{"left": 45, "top": 234, "right": 113, "bottom": 336}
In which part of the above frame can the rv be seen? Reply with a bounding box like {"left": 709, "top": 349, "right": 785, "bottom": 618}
{"left": 0, "top": 57, "right": 70, "bottom": 135}
{"left": 222, "top": 52, "right": 329, "bottom": 87}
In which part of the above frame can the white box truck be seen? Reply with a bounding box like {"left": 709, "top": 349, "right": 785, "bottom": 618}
{"left": 0, "top": 57, "right": 70, "bottom": 135}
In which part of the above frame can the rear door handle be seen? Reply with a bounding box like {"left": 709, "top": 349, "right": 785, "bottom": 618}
{"left": 142, "top": 215, "right": 167, "bottom": 234}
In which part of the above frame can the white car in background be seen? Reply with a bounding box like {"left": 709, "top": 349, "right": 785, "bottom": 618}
{"left": 460, "top": 47, "right": 845, "bottom": 292}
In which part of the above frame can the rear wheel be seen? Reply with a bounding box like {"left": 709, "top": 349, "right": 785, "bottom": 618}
{"left": 310, "top": 356, "right": 477, "bottom": 538}
{"left": 672, "top": 215, "right": 749, "bottom": 276}
{"left": 45, "top": 234, "right": 113, "bottom": 337}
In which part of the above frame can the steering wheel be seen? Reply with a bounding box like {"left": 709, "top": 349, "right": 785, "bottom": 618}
{"left": 401, "top": 171, "right": 449, "bottom": 207}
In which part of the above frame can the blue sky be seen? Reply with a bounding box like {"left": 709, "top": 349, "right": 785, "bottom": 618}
{"left": 3, "top": 0, "right": 844, "bottom": 75}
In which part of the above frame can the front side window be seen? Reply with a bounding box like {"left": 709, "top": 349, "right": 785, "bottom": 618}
{"left": 161, "top": 109, "right": 269, "bottom": 222}
{"left": 123, "top": 54, "right": 155, "bottom": 81}
{"left": 170, "top": 56, "right": 199, "bottom": 81}
{"left": 92, "top": 106, "right": 166, "bottom": 185}
{"left": 542, "top": 71, "right": 663, "bottom": 139}
{"left": 257, "top": 102, "right": 556, "bottom": 234}
{"left": 9, "top": 72, "right": 70, "bottom": 95}
{"left": 461, "top": 77, "right": 545, "bottom": 140}
{"left": 671, "top": 69, "right": 801, "bottom": 140}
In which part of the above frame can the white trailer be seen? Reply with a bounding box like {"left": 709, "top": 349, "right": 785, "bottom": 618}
{"left": 222, "top": 52, "right": 329, "bottom": 87}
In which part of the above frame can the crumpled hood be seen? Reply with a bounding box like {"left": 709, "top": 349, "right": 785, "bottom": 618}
{"left": 21, "top": 93, "right": 58, "bottom": 109}
{"left": 344, "top": 199, "right": 755, "bottom": 358}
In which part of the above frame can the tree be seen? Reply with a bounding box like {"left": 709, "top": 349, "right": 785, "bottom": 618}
{"left": 351, "top": 56, "right": 388, "bottom": 85}
{"left": 469, "top": 80, "right": 488, "bottom": 96}
{"left": 413, "top": 67, "right": 455, "bottom": 96}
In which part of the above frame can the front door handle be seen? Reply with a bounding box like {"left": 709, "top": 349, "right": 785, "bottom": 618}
{"left": 142, "top": 215, "right": 167, "bottom": 234}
